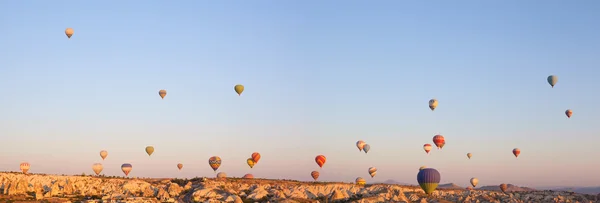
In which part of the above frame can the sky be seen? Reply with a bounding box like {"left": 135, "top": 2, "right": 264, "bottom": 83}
{"left": 1, "top": 1, "right": 599, "bottom": 188}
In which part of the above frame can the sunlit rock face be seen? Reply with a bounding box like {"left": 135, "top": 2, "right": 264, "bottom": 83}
{"left": 0, "top": 172, "right": 597, "bottom": 202}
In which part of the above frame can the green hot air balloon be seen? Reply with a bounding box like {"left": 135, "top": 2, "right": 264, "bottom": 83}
{"left": 234, "top": 84, "right": 244, "bottom": 96}
{"left": 145, "top": 146, "right": 154, "bottom": 156}
{"left": 547, "top": 75, "right": 558, "bottom": 88}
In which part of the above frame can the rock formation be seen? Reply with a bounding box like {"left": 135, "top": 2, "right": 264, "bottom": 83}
{"left": 0, "top": 172, "right": 597, "bottom": 202}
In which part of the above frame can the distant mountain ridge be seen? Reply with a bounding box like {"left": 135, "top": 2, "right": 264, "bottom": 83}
{"left": 540, "top": 187, "right": 600, "bottom": 195}
{"left": 478, "top": 184, "right": 536, "bottom": 192}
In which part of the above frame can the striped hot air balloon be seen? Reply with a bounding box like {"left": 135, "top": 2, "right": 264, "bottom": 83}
{"left": 417, "top": 168, "right": 441, "bottom": 194}
{"left": 20, "top": 162, "right": 30, "bottom": 174}
{"left": 423, "top": 144, "right": 432, "bottom": 154}
{"left": 216, "top": 172, "right": 227, "bottom": 179}
{"left": 512, "top": 148, "right": 520, "bottom": 158}
{"left": 243, "top": 174, "right": 254, "bottom": 179}
{"left": 368, "top": 167, "right": 377, "bottom": 178}
{"left": 355, "top": 177, "right": 366, "bottom": 185}
{"left": 311, "top": 171, "right": 320, "bottom": 181}
{"left": 433, "top": 135, "right": 445, "bottom": 149}
{"left": 315, "top": 155, "right": 326, "bottom": 168}
{"left": 251, "top": 152, "right": 261, "bottom": 163}
{"left": 121, "top": 163, "right": 132, "bottom": 176}
{"left": 209, "top": 156, "right": 222, "bottom": 172}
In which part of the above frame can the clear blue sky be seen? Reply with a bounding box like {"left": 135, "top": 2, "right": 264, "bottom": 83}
{"left": 1, "top": 1, "right": 599, "bottom": 188}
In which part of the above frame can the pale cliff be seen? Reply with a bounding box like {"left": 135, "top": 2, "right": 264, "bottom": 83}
{"left": 0, "top": 172, "right": 598, "bottom": 203}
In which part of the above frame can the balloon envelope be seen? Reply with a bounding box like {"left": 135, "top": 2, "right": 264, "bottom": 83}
{"left": 363, "top": 144, "right": 371, "bottom": 153}
{"left": 217, "top": 172, "right": 227, "bottom": 179}
{"left": 513, "top": 148, "right": 521, "bottom": 158}
{"left": 470, "top": 178, "right": 478, "bottom": 187}
{"left": 177, "top": 163, "right": 183, "bottom": 170}
{"left": 65, "top": 28, "right": 74, "bottom": 38}
{"left": 500, "top": 183, "right": 508, "bottom": 192}
{"left": 368, "top": 167, "right": 377, "bottom": 178}
{"left": 565, "top": 109, "right": 573, "bottom": 118}
{"left": 243, "top": 174, "right": 254, "bottom": 179}
{"left": 246, "top": 158, "right": 255, "bottom": 168}
{"left": 251, "top": 152, "right": 261, "bottom": 163}
{"left": 145, "top": 146, "right": 154, "bottom": 156}
{"left": 234, "top": 84, "right": 244, "bottom": 96}
{"left": 209, "top": 156, "right": 222, "bottom": 171}
{"left": 92, "top": 163, "right": 103, "bottom": 175}
{"left": 423, "top": 144, "right": 432, "bottom": 154}
{"left": 417, "top": 168, "right": 441, "bottom": 194}
{"left": 121, "top": 163, "right": 132, "bottom": 176}
{"left": 315, "top": 155, "right": 326, "bottom": 168}
{"left": 467, "top": 153, "right": 472, "bottom": 159}
{"left": 158, "top": 90, "right": 167, "bottom": 99}
{"left": 311, "top": 171, "right": 320, "bottom": 181}
{"left": 429, "top": 99, "right": 438, "bottom": 111}
{"left": 356, "top": 140, "right": 366, "bottom": 151}
{"left": 433, "top": 135, "right": 445, "bottom": 149}
{"left": 20, "top": 162, "right": 30, "bottom": 174}
{"left": 547, "top": 75, "right": 558, "bottom": 88}
{"left": 100, "top": 150, "right": 108, "bottom": 160}
{"left": 355, "top": 177, "right": 366, "bottom": 185}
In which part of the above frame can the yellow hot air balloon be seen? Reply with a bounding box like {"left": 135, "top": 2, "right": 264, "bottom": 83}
{"left": 234, "top": 84, "right": 244, "bottom": 96}
{"left": 419, "top": 166, "right": 426, "bottom": 171}
{"left": 92, "top": 163, "right": 103, "bottom": 175}
{"left": 177, "top": 163, "right": 183, "bottom": 170}
{"left": 368, "top": 167, "right": 377, "bottom": 178}
{"left": 158, "top": 90, "right": 167, "bottom": 99}
{"left": 355, "top": 177, "right": 366, "bottom": 185}
{"left": 467, "top": 153, "right": 472, "bottom": 159}
{"left": 100, "top": 150, "right": 108, "bottom": 160}
{"left": 65, "top": 28, "right": 74, "bottom": 39}
{"left": 429, "top": 99, "right": 438, "bottom": 111}
{"left": 145, "top": 146, "right": 154, "bottom": 156}
{"left": 246, "top": 158, "right": 255, "bottom": 168}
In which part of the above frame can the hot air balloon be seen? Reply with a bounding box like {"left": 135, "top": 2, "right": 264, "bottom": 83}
{"left": 547, "top": 75, "right": 558, "bottom": 88}
{"left": 467, "top": 153, "right": 472, "bottom": 159}
{"left": 368, "top": 167, "right": 377, "bottom": 178}
{"left": 251, "top": 152, "right": 261, "bottom": 163}
{"left": 355, "top": 177, "right": 366, "bottom": 185}
{"left": 363, "top": 144, "right": 371, "bottom": 154}
{"left": 243, "top": 174, "right": 254, "bottom": 179}
{"left": 423, "top": 144, "right": 432, "bottom": 154}
{"left": 419, "top": 166, "right": 426, "bottom": 171}
{"left": 247, "top": 158, "right": 255, "bottom": 168}
{"left": 500, "top": 183, "right": 508, "bottom": 193}
{"left": 177, "top": 163, "right": 183, "bottom": 170}
{"left": 65, "top": 28, "right": 74, "bottom": 39}
{"left": 234, "top": 84, "right": 244, "bottom": 96}
{"left": 513, "top": 148, "right": 520, "bottom": 158}
{"left": 145, "top": 146, "right": 154, "bottom": 156}
{"left": 121, "top": 163, "right": 132, "bottom": 176}
{"left": 158, "top": 90, "right": 167, "bottom": 99}
{"left": 209, "top": 156, "right": 222, "bottom": 172}
{"left": 356, "top": 140, "right": 366, "bottom": 152}
{"left": 311, "top": 171, "right": 320, "bottom": 181}
{"left": 470, "top": 178, "right": 478, "bottom": 187}
{"left": 100, "top": 150, "right": 108, "bottom": 160}
{"left": 417, "top": 168, "right": 441, "bottom": 195}
{"left": 217, "top": 172, "right": 227, "bottom": 179}
{"left": 565, "top": 109, "right": 573, "bottom": 118}
{"left": 20, "top": 162, "right": 30, "bottom": 174}
{"left": 315, "top": 155, "right": 326, "bottom": 168}
{"left": 92, "top": 163, "right": 103, "bottom": 175}
{"left": 429, "top": 99, "right": 438, "bottom": 111}
{"left": 433, "top": 135, "right": 445, "bottom": 149}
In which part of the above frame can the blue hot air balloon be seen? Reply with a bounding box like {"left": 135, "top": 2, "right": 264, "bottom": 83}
{"left": 417, "top": 168, "right": 441, "bottom": 194}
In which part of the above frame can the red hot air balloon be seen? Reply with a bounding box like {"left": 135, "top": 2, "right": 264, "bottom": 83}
{"left": 243, "top": 174, "right": 254, "bottom": 179}
{"left": 315, "top": 155, "right": 326, "bottom": 168}
{"left": 423, "top": 144, "right": 432, "bottom": 154}
{"left": 20, "top": 162, "right": 30, "bottom": 174}
{"left": 433, "top": 135, "right": 445, "bottom": 149}
{"left": 251, "top": 152, "right": 261, "bottom": 163}
{"left": 565, "top": 109, "right": 573, "bottom": 118}
{"left": 512, "top": 148, "right": 520, "bottom": 158}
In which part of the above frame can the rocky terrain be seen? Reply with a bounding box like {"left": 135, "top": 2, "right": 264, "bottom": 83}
{"left": 0, "top": 172, "right": 598, "bottom": 203}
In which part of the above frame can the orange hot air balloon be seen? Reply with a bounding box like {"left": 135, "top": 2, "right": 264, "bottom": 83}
{"left": 177, "top": 163, "right": 183, "bottom": 170}
{"left": 243, "top": 174, "right": 254, "bottom": 179}
{"left": 512, "top": 148, "right": 520, "bottom": 158}
{"left": 251, "top": 152, "right": 261, "bottom": 163}
{"left": 315, "top": 155, "right": 326, "bottom": 168}
{"left": 311, "top": 171, "right": 320, "bottom": 181}
{"left": 65, "top": 28, "right": 74, "bottom": 39}
{"left": 565, "top": 109, "right": 573, "bottom": 118}
{"left": 20, "top": 162, "right": 30, "bottom": 174}
{"left": 423, "top": 144, "right": 432, "bottom": 154}
{"left": 500, "top": 183, "right": 508, "bottom": 193}
{"left": 433, "top": 135, "right": 445, "bottom": 149}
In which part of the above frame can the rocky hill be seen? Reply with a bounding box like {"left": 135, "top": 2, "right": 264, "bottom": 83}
{"left": 0, "top": 172, "right": 598, "bottom": 203}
